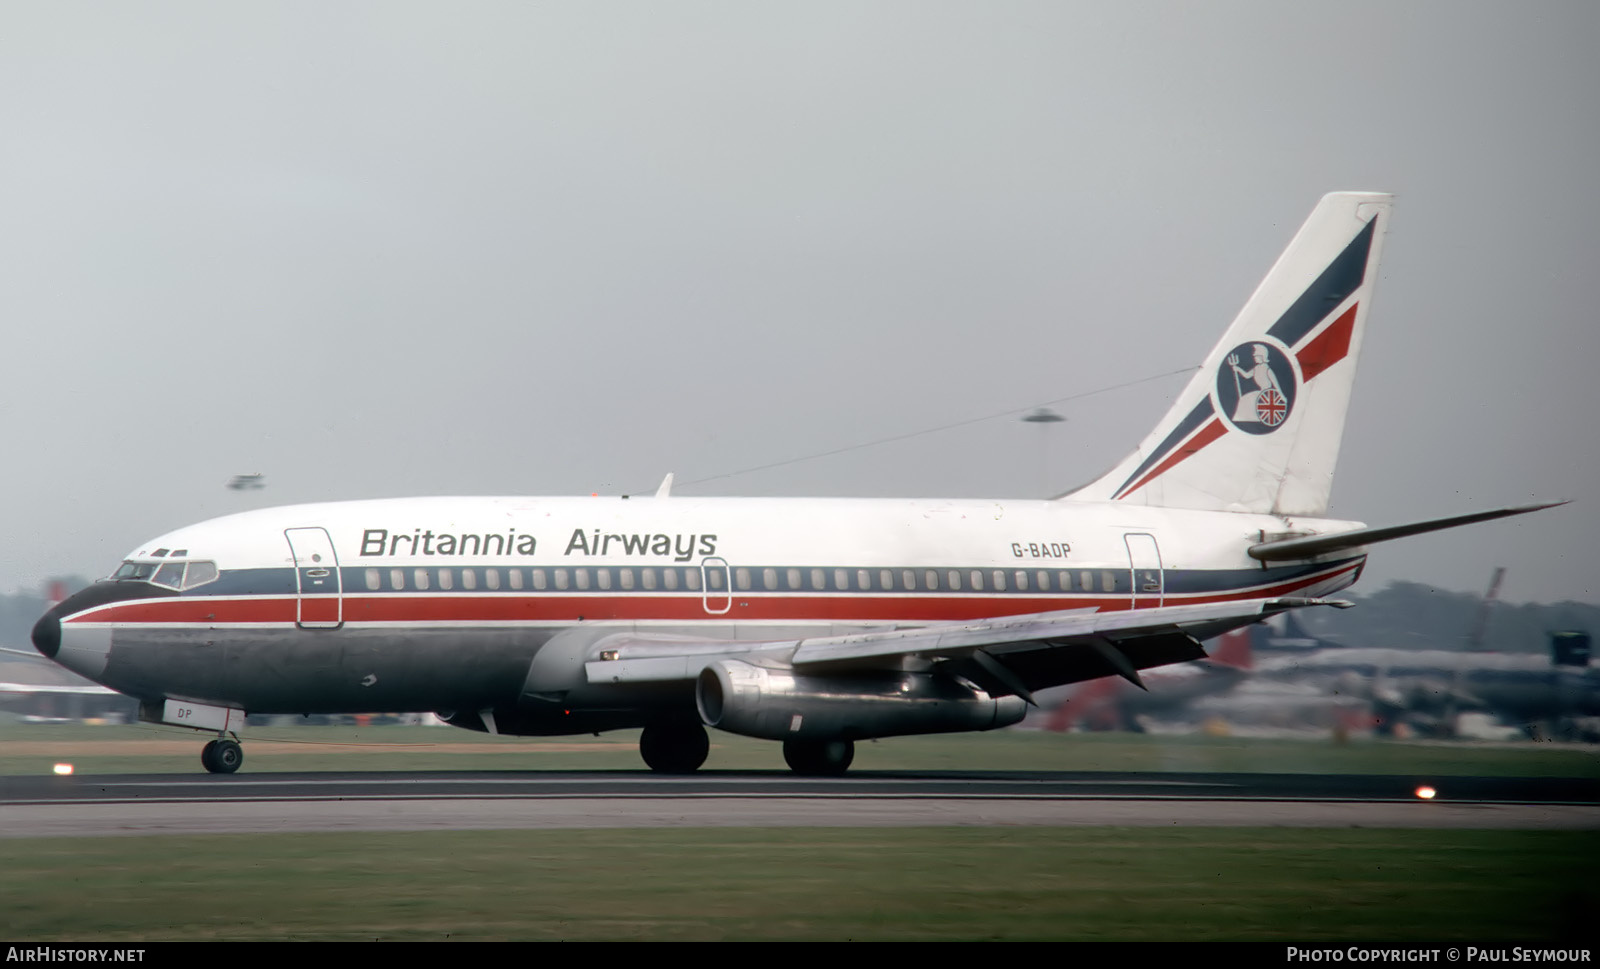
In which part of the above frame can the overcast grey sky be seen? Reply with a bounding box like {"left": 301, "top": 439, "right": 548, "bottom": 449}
{"left": 2, "top": 2, "right": 1596, "bottom": 604}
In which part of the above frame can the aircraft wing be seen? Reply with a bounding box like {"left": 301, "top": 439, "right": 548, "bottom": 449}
{"left": 584, "top": 597, "right": 1338, "bottom": 698}
{"left": 0, "top": 681, "right": 122, "bottom": 697}
{"left": 1, "top": 646, "right": 125, "bottom": 697}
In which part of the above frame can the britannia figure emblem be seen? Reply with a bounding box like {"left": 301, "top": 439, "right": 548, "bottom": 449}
{"left": 1216, "top": 341, "right": 1296, "bottom": 435}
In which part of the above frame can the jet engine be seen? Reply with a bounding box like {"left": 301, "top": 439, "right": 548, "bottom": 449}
{"left": 695, "top": 659, "right": 1026, "bottom": 741}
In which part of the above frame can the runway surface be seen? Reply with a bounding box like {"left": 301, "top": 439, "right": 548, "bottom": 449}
{"left": 2, "top": 770, "right": 1597, "bottom": 837}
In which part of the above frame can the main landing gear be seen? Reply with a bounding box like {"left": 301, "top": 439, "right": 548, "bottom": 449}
{"left": 782, "top": 738, "right": 854, "bottom": 776}
{"left": 638, "top": 721, "right": 709, "bottom": 774}
{"left": 200, "top": 736, "right": 243, "bottom": 774}
{"left": 635, "top": 723, "right": 856, "bottom": 776}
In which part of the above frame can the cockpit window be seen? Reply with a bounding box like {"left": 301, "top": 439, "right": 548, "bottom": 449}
{"left": 183, "top": 561, "right": 219, "bottom": 588}
{"left": 113, "top": 559, "right": 220, "bottom": 590}
{"left": 152, "top": 562, "right": 186, "bottom": 589}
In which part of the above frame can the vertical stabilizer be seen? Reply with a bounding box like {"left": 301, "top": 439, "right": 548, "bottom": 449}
{"left": 1066, "top": 192, "right": 1390, "bottom": 516}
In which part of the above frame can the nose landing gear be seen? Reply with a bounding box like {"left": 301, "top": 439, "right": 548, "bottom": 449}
{"left": 200, "top": 736, "right": 243, "bottom": 774}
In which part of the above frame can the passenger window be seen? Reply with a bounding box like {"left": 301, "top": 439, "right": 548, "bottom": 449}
{"left": 413, "top": 569, "right": 430, "bottom": 591}
{"left": 663, "top": 568, "right": 679, "bottom": 591}
{"left": 365, "top": 568, "right": 381, "bottom": 591}
{"left": 1081, "top": 571, "right": 1093, "bottom": 591}
{"left": 856, "top": 569, "right": 871, "bottom": 590}
{"left": 461, "top": 569, "right": 476, "bottom": 590}
{"left": 438, "top": 569, "right": 453, "bottom": 591}
{"left": 992, "top": 570, "right": 1006, "bottom": 592}
{"left": 485, "top": 569, "right": 500, "bottom": 590}
{"left": 970, "top": 570, "right": 984, "bottom": 591}
{"left": 735, "top": 568, "right": 751, "bottom": 591}
{"left": 902, "top": 570, "right": 917, "bottom": 591}
{"left": 620, "top": 569, "right": 636, "bottom": 591}
{"left": 707, "top": 570, "right": 724, "bottom": 591}
{"left": 947, "top": 570, "right": 961, "bottom": 591}
{"left": 787, "top": 568, "right": 802, "bottom": 589}
{"left": 1101, "top": 571, "right": 1115, "bottom": 592}
{"left": 552, "top": 569, "right": 568, "bottom": 591}
{"left": 835, "top": 569, "right": 850, "bottom": 590}
{"left": 575, "top": 569, "right": 590, "bottom": 591}
{"left": 595, "top": 569, "right": 610, "bottom": 590}
{"left": 684, "top": 569, "right": 701, "bottom": 591}
{"left": 1058, "top": 571, "right": 1073, "bottom": 591}
{"left": 1036, "top": 571, "right": 1051, "bottom": 592}
{"left": 880, "top": 569, "right": 894, "bottom": 590}
{"left": 641, "top": 569, "right": 656, "bottom": 590}
{"left": 925, "top": 570, "right": 939, "bottom": 590}
{"left": 763, "top": 568, "right": 778, "bottom": 591}
{"left": 508, "top": 569, "right": 523, "bottom": 590}
{"left": 1014, "top": 570, "right": 1029, "bottom": 592}
{"left": 811, "top": 568, "right": 826, "bottom": 590}
{"left": 390, "top": 569, "right": 405, "bottom": 590}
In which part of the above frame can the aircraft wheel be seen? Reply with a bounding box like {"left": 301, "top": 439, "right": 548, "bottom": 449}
{"left": 639, "top": 722, "right": 709, "bottom": 774}
{"left": 203, "top": 739, "right": 243, "bottom": 774}
{"left": 783, "top": 738, "right": 854, "bottom": 776}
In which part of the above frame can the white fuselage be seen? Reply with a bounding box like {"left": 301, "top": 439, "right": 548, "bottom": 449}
{"left": 45, "top": 494, "right": 1364, "bottom": 728}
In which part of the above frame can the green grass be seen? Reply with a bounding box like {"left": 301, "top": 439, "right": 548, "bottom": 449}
{"left": 1, "top": 721, "right": 1595, "bottom": 776}
{"left": 1, "top": 828, "right": 1593, "bottom": 941}
{"left": 4, "top": 725, "right": 1594, "bottom": 941}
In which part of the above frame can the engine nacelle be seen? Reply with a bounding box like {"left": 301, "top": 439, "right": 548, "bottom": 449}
{"left": 696, "top": 660, "right": 1027, "bottom": 741}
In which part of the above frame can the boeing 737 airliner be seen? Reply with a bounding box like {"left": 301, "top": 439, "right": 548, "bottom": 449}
{"left": 31, "top": 192, "right": 1559, "bottom": 774}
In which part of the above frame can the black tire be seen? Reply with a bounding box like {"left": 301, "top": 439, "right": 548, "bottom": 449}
{"left": 639, "top": 722, "right": 709, "bottom": 774}
{"left": 210, "top": 739, "right": 243, "bottom": 774}
{"left": 200, "top": 740, "right": 219, "bottom": 773}
{"left": 783, "top": 738, "right": 854, "bottom": 776}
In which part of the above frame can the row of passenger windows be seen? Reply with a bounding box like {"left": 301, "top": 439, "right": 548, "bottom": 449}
{"left": 361, "top": 566, "right": 1131, "bottom": 594}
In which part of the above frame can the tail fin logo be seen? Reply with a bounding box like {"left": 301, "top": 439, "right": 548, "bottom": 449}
{"left": 1216, "top": 340, "right": 1298, "bottom": 434}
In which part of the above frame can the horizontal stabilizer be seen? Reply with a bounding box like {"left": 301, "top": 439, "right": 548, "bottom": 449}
{"left": 1248, "top": 500, "right": 1567, "bottom": 561}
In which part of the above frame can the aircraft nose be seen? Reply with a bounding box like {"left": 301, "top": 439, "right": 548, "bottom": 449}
{"left": 31, "top": 611, "right": 60, "bottom": 659}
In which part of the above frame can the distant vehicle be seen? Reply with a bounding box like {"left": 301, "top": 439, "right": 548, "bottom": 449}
{"left": 32, "top": 192, "right": 1561, "bottom": 775}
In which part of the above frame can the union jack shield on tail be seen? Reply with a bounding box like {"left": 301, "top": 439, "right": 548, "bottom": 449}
{"left": 1256, "top": 388, "right": 1287, "bottom": 426}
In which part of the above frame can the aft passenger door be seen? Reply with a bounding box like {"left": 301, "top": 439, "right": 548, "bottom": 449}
{"left": 1124, "top": 533, "right": 1164, "bottom": 609}
{"left": 285, "top": 527, "right": 343, "bottom": 629}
